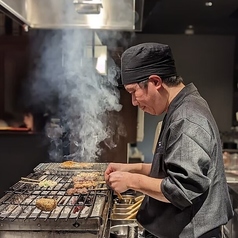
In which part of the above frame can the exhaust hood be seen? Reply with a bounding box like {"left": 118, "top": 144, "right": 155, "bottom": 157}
{"left": 0, "top": 0, "right": 144, "bottom": 31}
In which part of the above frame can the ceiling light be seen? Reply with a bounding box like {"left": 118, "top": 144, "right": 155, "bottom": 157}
{"left": 205, "top": 2, "right": 213, "bottom": 7}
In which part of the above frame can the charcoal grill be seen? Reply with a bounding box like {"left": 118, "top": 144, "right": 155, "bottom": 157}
{"left": 33, "top": 162, "right": 109, "bottom": 175}
{"left": 0, "top": 163, "right": 112, "bottom": 238}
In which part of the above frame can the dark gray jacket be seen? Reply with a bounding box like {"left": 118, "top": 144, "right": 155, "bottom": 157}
{"left": 137, "top": 83, "right": 233, "bottom": 238}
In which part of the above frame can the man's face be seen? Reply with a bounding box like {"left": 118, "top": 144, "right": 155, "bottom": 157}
{"left": 125, "top": 80, "right": 165, "bottom": 115}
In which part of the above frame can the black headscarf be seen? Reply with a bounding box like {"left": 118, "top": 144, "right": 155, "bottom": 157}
{"left": 121, "top": 42, "right": 177, "bottom": 85}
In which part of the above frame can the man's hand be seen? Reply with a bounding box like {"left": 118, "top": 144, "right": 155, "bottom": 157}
{"left": 107, "top": 171, "right": 130, "bottom": 193}
{"left": 104, "top": 163, "right": 169, "bottom": 203}
{"left": 104, "top": 163, "right": 124, "bottom": 186}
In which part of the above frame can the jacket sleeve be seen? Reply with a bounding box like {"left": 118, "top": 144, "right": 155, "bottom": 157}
{"left": 161, "top": 118, "right": 214, "bottom": 210}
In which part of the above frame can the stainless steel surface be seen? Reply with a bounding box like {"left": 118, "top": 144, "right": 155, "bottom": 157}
{"left": 111, "top": 196, "right": 138, "bottom": 226}
{"left": 111, "top": 213, "right": 133, "bottom": 220}
{"left": 113, "top": 199, "right": 142, "bottom": 214}
{"left": 34, "top": 162, "right": 108, "bottom": 175}
{"left": 0, "top": 0, "right": 144, "bottom": 31}
{"left": 110, "top": 224, "right": 138, "bottom": 238}
{"left": 0, "top": 167, "right": 112, "bottom": 238}
{"left": 128, "top": 224, "right": 139, "bottom": 238}
{"left": 113, "top": 208, "right": 132, "bottom": 214}
{"left": 0, "top": 232, "right": 101, "bottom": 238}
{"left": 113, "top": 207, "right": 139, "bottom": 214}
{"left": 73, "top": 0, "right": 103, "bottom": 14}
{"left": 111, "top": 219, "right": 138, "bottom": 228}
{"left": 113, "top": 204, "right": 133, "bottom": 209}
{"left": 114, "top": 195, "right": 135, "bottom": 205}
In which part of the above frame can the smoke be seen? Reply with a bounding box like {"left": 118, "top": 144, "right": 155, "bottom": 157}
{"left": 20, "top": 0, "right": 139, "bottom": 162}
{"left": 60, "top": 30, "right": 124, "bottom": 161}
{"left": 23, "top": 28, "right": 125, "bottom": 162}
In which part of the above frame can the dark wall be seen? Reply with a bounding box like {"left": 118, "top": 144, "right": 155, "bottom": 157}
{"left": 0, "top": 133, "right": 49, "bottom": 197}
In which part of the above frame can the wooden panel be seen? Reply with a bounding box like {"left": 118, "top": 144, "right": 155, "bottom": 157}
{"left": 119, "top": 88, "right": 137, "bottom": 143}
{"left": 99, "top": 88, "right": 137, "bottom": 163}
{"left": 0, "top": 35, "right": 29, "bottom": 115}
{"left": 0, "top": 35, "right": 29, "bottom": 49}
{"left": 4, "top": 50, "right": 29, "bottom": 112}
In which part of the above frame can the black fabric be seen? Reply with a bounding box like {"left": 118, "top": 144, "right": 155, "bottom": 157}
{"left": 198, "top": 226, "right": 221, "bottom": 238}
{"left": 121, "top": 42, "right": 177, "bottom": 85}
{"left": 144, "top": 229, "right": 158, "bottom": 238}
{"left": 144, "top": 226, "right": 221, "bottom": 238}
{"left": 136, "top": 83, "right": 233, "bottom": 238}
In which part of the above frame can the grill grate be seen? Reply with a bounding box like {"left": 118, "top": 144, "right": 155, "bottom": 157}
{"left": 0, "top": 168, "right": 111, "bottom": 232}
{"left": 0, "top": 190, "right": 106, "bottom": 221}
{"left": 33, "top": 162, "right": 109, "bottom": 175}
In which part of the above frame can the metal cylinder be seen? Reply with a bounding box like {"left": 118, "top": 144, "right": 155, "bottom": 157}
{"left": 127, "top": 224, "right": 138, "bottom": 238}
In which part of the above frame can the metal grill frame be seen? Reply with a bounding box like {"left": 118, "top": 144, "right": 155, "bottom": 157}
{"left": 33, "top": 163, "right": 109, "bottom": 175}
{"left": 0, "top": 165, "right": 112, "bottom": 234}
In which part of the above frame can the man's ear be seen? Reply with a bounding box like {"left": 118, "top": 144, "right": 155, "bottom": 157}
{"left": 148, "top": 75, "right": 162, "bottom": 87}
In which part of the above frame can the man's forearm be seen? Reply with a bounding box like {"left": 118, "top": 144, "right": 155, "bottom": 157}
{"left": 126, "top": 163, "right": 151, "bottom": 175}
{"left": 128, "top": 173, "right": 170, "bottom": 203}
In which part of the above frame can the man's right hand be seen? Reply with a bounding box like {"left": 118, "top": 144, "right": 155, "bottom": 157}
{"left": 104, "top": 163, "right": 124, "bottom": 184}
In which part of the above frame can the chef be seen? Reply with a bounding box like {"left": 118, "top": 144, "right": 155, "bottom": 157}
{"left": 105, "top": 42, "right": 233, "bottom": 238}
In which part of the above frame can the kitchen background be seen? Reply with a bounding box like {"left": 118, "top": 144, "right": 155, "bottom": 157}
{"left": 0, "top": 0, "right": 238, "bottom": 188}
{"left": 0, "top": 1, "right": 238, "bottom": 237}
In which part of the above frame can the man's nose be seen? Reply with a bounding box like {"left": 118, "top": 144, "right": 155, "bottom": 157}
{"left": 132, "top": 95, "right": 138, "bottom": 106}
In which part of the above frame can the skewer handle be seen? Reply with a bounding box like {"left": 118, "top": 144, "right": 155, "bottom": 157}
{"left": 21, "top": 177, "right": 40, "bottom": 182}
{"left": 125, "top": 210, "right": 138, "bottom": 219}
{"left": 116, "top": 192, "right": 123, "bottom": 200}
{"left": 19, "top": 180, "right": 38, "bottom": 184}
